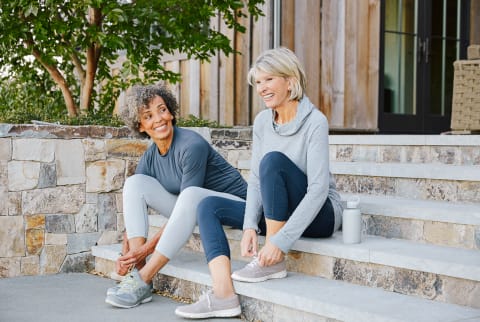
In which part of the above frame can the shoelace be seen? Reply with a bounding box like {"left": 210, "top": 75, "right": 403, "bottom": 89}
{"left": 245, "top": 257, "right": 260, "bottom": 269}
{"left": 118, "top": 273, "right": 139, "bottom": 293}
{"left": 199, "top": 290, "right": 213, "bottom": 309}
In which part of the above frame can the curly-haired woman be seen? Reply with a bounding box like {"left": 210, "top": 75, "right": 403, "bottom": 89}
{"left": 105, "top": 84, "right": 247, "bottom": 319}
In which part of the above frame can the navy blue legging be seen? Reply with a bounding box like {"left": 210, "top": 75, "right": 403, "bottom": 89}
{"left": 197, "top": 151, "right": 334, "bottom": 263}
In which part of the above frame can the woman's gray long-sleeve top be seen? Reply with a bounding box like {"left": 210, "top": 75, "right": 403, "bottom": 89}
{"left": 243, "top": 96, "right": 343, "bottom": 253}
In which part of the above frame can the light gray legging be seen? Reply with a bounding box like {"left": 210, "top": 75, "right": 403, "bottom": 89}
{"left": 123, "top": 174, "right": 244, "bottom": 259}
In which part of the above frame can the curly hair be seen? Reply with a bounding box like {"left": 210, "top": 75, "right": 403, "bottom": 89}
{"left": 118, "top": 84, "right": 179, "bottom": 138}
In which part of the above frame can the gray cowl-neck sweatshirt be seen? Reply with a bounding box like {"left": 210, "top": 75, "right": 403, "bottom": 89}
{"left": 243, "top": 96, "right": 343, "bottom": 253}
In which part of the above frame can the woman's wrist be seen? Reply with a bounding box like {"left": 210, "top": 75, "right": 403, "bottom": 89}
{"left": 243, "top": 228, "right": 257, "bottom": 234}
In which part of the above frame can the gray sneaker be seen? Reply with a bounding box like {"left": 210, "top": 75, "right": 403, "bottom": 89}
{"left": 105, "top": 270, "right": 153, "bottom": 308}
{"left": 175, "top": 290, "right": 241, "bottom": 319}
{"left": 231, "top": 258, "right": 287, "bottom": 283}
{"left": 106, "top": 269, "right": 128, "bottom": 297}
{"left": 106, "top": 281, "right": 153, "bottom": 297}
{"left": 105, "top": 269, "right": 153, "bottom": 297}
{"left": 106, "top": 284, "right": 121, "bottom": 297}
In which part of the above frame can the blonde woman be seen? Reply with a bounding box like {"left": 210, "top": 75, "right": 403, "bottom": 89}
{"left": 230, "top": 47, "right": 344, "bottom": 282}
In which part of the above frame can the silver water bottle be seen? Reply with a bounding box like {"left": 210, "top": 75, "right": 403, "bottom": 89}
{"left": 342, "top": 196, "right": 362, "bottom": 244}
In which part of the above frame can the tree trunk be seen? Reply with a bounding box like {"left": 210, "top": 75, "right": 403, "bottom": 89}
{"left": 80, "top": 7, "right": 102, "bottom": 113}
{"left": 29, "top": 45, "right": 78, "bottom": 117}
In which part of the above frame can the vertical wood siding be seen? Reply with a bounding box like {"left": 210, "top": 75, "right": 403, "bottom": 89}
{"left": 161, "top": 0, "right": 380, "bottom": 131}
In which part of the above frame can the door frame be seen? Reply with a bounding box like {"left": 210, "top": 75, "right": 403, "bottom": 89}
{"left": 378, "top": 0, "right": 470, "bottom": 134}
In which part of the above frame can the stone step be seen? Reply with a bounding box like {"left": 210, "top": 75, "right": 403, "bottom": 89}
{"left": 331, "top": 161, "right": 480, "bottom": 182}
{"left": 150, "top": 189, "right": 480, "bottom": 252}
{"left": 145, "top": 215, "right": 480, "bottom": 308}
{"left": 332, "top": 162, "right": 479, "bottom": 203}
{"left": 92, "top": 245, "right": 480, "bottom": 322}
{"left": 236, "top": 159, "right": 480, "bottom": 204}
{"left": 328, "top": 135, "right": 480, "bottom": 166}
{"left": 341, "top": 193, "right": 480, "bottom": 250}
{"left": 148, "top": 214, "right": 480, "bottom": 281}
{"left": 342, "top": 193, "right": 480, "bottom": 225}
{"left": 329, "top": 134, "right": 480, "bottom": 147}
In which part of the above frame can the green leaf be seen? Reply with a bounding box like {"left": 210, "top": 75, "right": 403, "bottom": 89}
{"left": 0, "top": 0, "right": 265, "bottom": 122}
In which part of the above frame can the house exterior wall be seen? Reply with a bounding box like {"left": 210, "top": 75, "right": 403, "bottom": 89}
{"left": 143, "top": 0, "right": 477, "bottom": 132}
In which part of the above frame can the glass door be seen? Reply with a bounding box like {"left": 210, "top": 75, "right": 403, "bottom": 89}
{"left": 379, "top": 0, "right": 469, "bottom": 134}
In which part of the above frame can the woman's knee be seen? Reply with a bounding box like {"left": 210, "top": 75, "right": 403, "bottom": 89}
{"left": 123, "top": 174, "right": 151, "bottom": 196}
{"left": 197, "top": 196, "right": 222, "bottom": 223}
{"left": 172, "top": 186, "right": 209, "bottom": 220}
{"left": 176, "top": 186, "right": 204, "bottom": 208}
{"left": 178, "top": 186, "right": 205, "bottom": 201}
{"left": 259, "top": 151, "right": 289, "bottom": 177}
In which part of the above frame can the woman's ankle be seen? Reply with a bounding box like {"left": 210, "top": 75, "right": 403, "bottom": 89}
{"left": 135, "top": 260, "right": 146, "bottom": 271}
{"left": 213, "top": 290, "right": 237, "bottom": 299}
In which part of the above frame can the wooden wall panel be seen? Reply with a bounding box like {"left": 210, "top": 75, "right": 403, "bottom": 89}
{"left": 249, "top": 2, "right": 273, "bottom": 121}
{"left": 200, "top": 59, "right": 213, "bottom": 119}
{"left": 281, "top": 0, "right": 295, "bottom": 50}
{"left": 344, "top": 0, "right": 379, "bottom": 130}
{"left": 219, "top": 17, "right": 236, "bottom": 126}
{"left": 153, "top": 0, "right": 381, "bottom": 130}
{"left": 321, "top": 0, "right": 345, "bottom": 127}
{"left": 206, "top": 16, "right": 221, "bottom": 122}
{"left": 188, "top": 59, "right": 201, "bottom": 117}
{"left": 164, "top": 60, "right": 181, "bottom": 113}
{"left": 471, "top": 0, "right": 480, "bottom": 45}
{"left": 234, "top": 12, "right": 252, "bottom": 126}
{"left": 179, "top": 60, "right": 191, "bottom": 118}
{"left": 293, "top": 0, "right": 322, "bottom": 111}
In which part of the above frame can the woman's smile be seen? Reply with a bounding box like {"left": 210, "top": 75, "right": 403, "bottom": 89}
{"left": 139, "top": 95, "right": 175, "bottom": 153}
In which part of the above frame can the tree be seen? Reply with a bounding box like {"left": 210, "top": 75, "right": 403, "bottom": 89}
{"left": 0, "top": 0, "right": 264, "bottom": 118}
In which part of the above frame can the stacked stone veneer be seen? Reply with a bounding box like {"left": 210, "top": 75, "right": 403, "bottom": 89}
{"left": 0, "top": 124, "right": 253, "bottom": 278}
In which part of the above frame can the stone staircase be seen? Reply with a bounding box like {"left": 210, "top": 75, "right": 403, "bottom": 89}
{"left": 92, "top": 133, "right": 480, "bottom": 321}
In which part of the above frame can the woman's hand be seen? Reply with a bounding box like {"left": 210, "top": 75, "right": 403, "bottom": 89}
{"left": 114, "top": 229, "right": 162, "bottom": 275}
{"left": 116, "top": 232, "right": 132, "bottom": 275}
{"left": 258, "top": 241, "right": 284, "bottom": 267}
{"left": 240, "top": 229, "right": 258, "bottom": 257}
{"left": 116, "top": 246, "right": 148, "bottom": 272}
{"left": 115, "top": 256, "right": 132, "bottom": 276}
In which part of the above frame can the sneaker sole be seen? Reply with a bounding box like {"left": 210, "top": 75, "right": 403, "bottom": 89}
{"left": 105, "top": 295, "right": 152, "bottom": 309}
{"left": 175, "top": 305, "right": 241, "bottom": 319}
{"left": 231, "top": 269, "right": 287, "bottom": 283}
{"left": 106, "top": 286, "right": 152, "bottom": 297}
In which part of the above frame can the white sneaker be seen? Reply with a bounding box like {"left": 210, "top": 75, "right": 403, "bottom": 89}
{"left": 175, "top": 290, "right": 241, "bottom": 319}
{"left": 231, "top": 258, "right": 287, "bottom": 283}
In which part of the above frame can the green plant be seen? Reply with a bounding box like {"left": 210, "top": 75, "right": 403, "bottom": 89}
{"left": 0, "top": 76, "right": 224, "bottom": 128}
{"left": 177, "top": 115, "right": 224, "bottom": 128}
{"left": 0, "top": 72, "right": 123, "bottom": 126}
{"left": 0, "top": 0, "right": 264, "bottom": 119}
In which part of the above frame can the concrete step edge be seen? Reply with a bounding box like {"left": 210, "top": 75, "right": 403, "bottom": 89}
{"left": 100, "top": 220, "right": 480, "bottom": 282}
{"left": 92, "top": 245, "right": 480, "bottom": 322}
{"left": 331, "top": 161, "right": 480, "bottom": 181}
{"left": 328, "top": 134, "right": 480, "bottom": 146}
{"left": 288, "top": 233, "right": 480, "bottom": 282}
{"left": 340, "top": 193, "right": 480, "bottom": 225}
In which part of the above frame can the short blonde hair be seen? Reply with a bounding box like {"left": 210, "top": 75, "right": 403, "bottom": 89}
{"left": 247, "top": 47, "right": 306, "bottom": 101}
{"left": 118, "top": 84, "right": 178, "bottom": 138}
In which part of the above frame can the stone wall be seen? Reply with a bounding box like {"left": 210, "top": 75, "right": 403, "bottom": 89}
{"left": 0, "top": 124, "right": 251, "bottom": 277}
